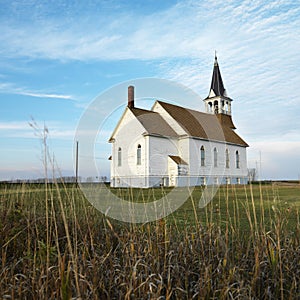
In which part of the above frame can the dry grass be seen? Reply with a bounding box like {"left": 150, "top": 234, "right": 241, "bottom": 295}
{"left": 0, "top": 181, "right": 300, "bottom": 299}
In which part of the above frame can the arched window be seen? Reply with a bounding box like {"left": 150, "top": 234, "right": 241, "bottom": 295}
{"left": 117, "top": 147, "right": 122, "bottom": 166}
{"left": 225, "top": 101, "right": 229, "bottom": 113}
{"left": 214, "top": 100, "right": 219, "bottom": 114}
{"left": 137, "top": 144, "right": 141, "bottom": 165}
{"left": 225, "top": 149, "right": 229, "bottom": 168}
{"left": 214, "top": 147, "right": 218, "bottom": 167}
{"left": 208, "top": 102, "right": 212, "bottom": 113}
{"left": 236, "top": 150, "right": 240, "bottom": 169}
{"left": 200, "top": 146, "right": 205, "bottom": 166}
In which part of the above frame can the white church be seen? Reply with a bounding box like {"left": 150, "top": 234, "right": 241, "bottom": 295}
{"left": 109, "top": 56, "right": 249, "bottom": 188}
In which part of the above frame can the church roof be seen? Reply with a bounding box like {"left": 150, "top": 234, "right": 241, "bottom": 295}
{"left": 207, "top": 55, "right": 227, "bottom": 98}
{"left": 156, "top": 101, "right": 248, "bottom": 147}
{"left": 169, "top": 155, "right": 188, "bottom": 165}
{"left": 130, "top": 107, "right": 178, "bottom": 138}
{"left": 216, "top": 113, "right": 236, "bottom": 129}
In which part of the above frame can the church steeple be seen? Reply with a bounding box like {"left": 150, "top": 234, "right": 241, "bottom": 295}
{"left": 204, "top": 54, "right": 232, "bottom": 116}
{"left": 210, "top": 53, "right": 226, "bottom": 97}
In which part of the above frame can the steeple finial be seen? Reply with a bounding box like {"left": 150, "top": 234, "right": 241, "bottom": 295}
{"left": 214, "top": 50, "right": 218, "bottom": 65}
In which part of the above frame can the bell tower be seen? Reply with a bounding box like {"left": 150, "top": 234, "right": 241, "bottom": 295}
{"left": 204, "top": 54, "right": 232, "bottom": 116}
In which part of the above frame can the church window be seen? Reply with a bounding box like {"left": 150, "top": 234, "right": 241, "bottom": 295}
{"left": 137, "top": 144, "right": 141, "bottom": 165}
{"left": 200, "top": 146, "right": 205, "bottom": 166}
{"left": 226, "top": 149, "right": 229, "bottom": 168}
{"left": 236, "top": 150, "right": 240, "bottom": 169}
{"left": 214, "top": 100, "right": 218, "bottom": 114}
{"left": 214, "top": 147, "right": 218, "bottom": 167}
{"left": 118, "top": 147, "right": 122, "bottom": 166}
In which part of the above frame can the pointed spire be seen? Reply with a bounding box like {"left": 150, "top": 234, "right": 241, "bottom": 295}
{"left": 204, "top": 53, "right": 233, "bottom": 116}
{"left": 209, "top": 53, "right": 226, "bottom": 97}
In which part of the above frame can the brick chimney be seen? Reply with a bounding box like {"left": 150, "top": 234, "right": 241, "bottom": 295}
{"left": 128, "top": 85, "right": 134, "bottom": 108}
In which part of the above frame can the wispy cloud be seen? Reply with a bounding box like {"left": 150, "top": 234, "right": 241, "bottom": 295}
{"left": 0, "top": 120, "right": 75, "bottom": 140}
{"left": 0, "top": 121, "right": 29, "bottom": 130}
{"left": 0, "top": 1, "right": 299, "bottom": 62}
{"left": 19, "top": 91, "right": 73, "bottom": 100}
{"left": 0, "top": 82, "right": 75, "bottom": 100}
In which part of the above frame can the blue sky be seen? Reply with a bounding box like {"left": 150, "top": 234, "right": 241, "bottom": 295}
{"left": 0, "top": 0, "right": 300, "bottom": 181}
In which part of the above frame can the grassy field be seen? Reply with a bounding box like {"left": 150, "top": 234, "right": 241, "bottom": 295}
{"left": 0, "top": 182, "right": 299, "bottom": 299}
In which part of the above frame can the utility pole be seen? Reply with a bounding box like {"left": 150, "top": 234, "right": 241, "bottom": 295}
{"left": 75, "top": 141, "right": 79, "bottom": 186}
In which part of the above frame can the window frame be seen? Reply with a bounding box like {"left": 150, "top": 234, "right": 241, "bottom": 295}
{"left": 200, "top": 146, "right": 205, "bottom": 167}
{"left": 236, "top": 150, "right": 240, "bottom": 169}
{"left": 117, "top": 147, "right": 122, "bottom": 166}
{"left": 225, "top": 149, "right": 230, "bottom": 168}
{"left": 213, "top": 147, "right": 218, "bottom": 167}
{"left": 137, "top": 144, "right": 141, "bottom": 165}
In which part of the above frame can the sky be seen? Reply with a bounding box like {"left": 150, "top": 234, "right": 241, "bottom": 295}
{"left": 0, "top": 0, "right": 300, "bottom": 181}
